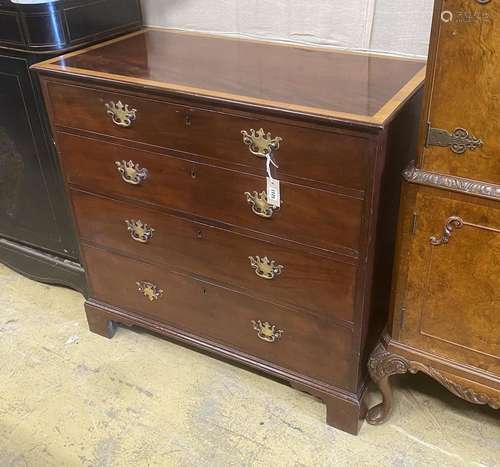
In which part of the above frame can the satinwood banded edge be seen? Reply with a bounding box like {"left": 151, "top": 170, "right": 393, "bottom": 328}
{"left": 33, "top": 29, "right": 426, "bottom": 126}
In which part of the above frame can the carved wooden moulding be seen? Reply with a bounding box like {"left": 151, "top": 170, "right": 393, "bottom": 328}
{"left": 366, "top": 343, "right": 500, "bottom": 425}
{"left": 403, "top": 163, "right": 500, "bottom": 201}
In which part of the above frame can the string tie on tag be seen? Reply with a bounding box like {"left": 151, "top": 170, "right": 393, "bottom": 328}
{"left": 266, "top": 154, "right": 278, "bottom": 181}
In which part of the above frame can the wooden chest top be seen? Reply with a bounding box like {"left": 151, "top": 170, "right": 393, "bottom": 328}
{"left": 34, "top": 28, "right": 425, "bottom": 126}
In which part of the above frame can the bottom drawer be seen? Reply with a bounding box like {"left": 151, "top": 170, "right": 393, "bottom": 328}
{"left": 83, "top": 245, "right": 355, "bottom": 390}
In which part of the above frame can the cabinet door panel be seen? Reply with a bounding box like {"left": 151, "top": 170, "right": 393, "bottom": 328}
{"left": 399, "top": 187, "right": 500, "bottom": 375}
{"left": 0, "top": 54, "right": 77, "bottom": 257}
{"left": 420, "top": 0, "right": 500, "bottom": 184}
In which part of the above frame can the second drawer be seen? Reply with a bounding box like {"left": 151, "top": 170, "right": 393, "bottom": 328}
{"left": 59, "top": 132, "right": 364, "bottom": 255}
{"left": 73, "top": 191, "right": 358, "bottom": 323}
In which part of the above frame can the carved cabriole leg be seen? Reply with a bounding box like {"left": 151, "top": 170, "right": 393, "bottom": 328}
{"left": 366, "top": 343, "right": 410, "bottom": 425}
{"left": 367, "top": 343, "right": 500, "bottom": 425}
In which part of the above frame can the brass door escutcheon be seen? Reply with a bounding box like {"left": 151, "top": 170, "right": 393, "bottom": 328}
{"left": 245, "top": 191, "right": 277, "bottom": 218}
{"left": 241, "top": 128, "right": 282, "bottom": 158}
{"left": 251, "top": 320, "right": 284, "bottom": 343}
{"left": 125, "top": 219, "right": 155, "bottom": 243}
{"left": 115, "top": 160, "right": 148, "bottom": 185}
{"left": 249, "top": 256, "right": 283, "bottom": 280}
{"left": 136, "top": 281, "right": 164, "bottom": 301}
{"left": 105, "top": 100, "right": 137, "bottom": 127}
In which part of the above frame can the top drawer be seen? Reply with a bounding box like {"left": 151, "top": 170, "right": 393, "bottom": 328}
{"left": 47, "top": 82, "right": 371, "bottom": 191}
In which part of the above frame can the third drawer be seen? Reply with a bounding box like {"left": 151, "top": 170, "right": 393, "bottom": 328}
{"left": 73, "top": 190, "right": 358, "bottom": 323}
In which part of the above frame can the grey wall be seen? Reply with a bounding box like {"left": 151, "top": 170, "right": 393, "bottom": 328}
{"left": 140, "top": 0, "right": 435, "bottom": 58}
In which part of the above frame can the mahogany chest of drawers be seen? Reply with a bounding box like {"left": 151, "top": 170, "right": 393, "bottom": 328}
{"left": 34, "top": 29, "right": 425, "bottom": 434}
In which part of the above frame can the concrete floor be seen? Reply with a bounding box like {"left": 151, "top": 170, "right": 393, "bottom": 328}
{"left": 0, "top": 263, "right": 499, "bottom": 467}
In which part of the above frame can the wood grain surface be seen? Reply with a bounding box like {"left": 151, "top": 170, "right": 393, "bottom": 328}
{"left": 56, "top": 132, "right": 364, "bottom": 256}
{"left": 420, "top": 0, "right": 500, "bottom": 184}
{"left": 83, "top": 245, "right": 355, "bottom": 391}
{"left": 34, "top": 28, "right": 425, "bottom": 124}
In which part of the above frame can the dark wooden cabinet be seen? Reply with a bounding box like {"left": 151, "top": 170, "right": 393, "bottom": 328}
{"left": 0, "top": 0, "right": 142, "bottom": 293}
{"left": 35, "top": 29, "right": 425, "bottom": 434}
{"left": 0, "top": 53, "right": 68, "bottom": 252}
{"left": 367, "top": 0, "right": 500, "bottom": 425}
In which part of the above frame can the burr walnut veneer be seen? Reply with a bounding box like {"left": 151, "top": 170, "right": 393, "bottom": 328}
{"left": 366, "top": 0, "right": 500, "bottom": 425}
{"left": 34, "top": 29, "right": 425, "bottom": 434}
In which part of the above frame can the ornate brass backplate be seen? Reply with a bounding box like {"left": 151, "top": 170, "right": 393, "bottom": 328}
{"left": 136, "top": 281, "right": 164, "bottom": 301}
{"left": 426, "top": 126, "right": 483, "bottom": 155}
{"left": 125, "top": 219, "right": 155, "bottom": 243}
{"left": 241, "top": 128, "right": 283, "bottom": 158}
{"left": 244, "top": 191, "right": 277, "bottom": 218}
{"left": 248, "top": 256, "right": 283, "bottom": 280}
{"left": 115, "top": 160, "right": 148, "bottom": 185}
{"left": 105, "top": 100, "right": 137, "bottom": 127}
{"left": 251, "top": 320, "right": 284, "bottom": 343}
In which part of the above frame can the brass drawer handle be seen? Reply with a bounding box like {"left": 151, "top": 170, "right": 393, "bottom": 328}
{"left": 251, "top": 320, "right": 284, "bottom": 343}
{"left": 241, "top": 128, "right": 282, "bottom": 158}
{"left": 136, "top": 281, "right": 164, "bottom": 301}
{"left": 105, "top": 100, "right": 137, "bottom": 127}
{"left": 249, "top": 256, "right": 283, "bottom": 280}
{"left": 115, "top": 160, "right": 148, "bottom": 185}
{"left": 125, "top": 219, "right": 155, "bottom": 243}
{"left": 245, "top": 191, "right": 277, "bottom": 218}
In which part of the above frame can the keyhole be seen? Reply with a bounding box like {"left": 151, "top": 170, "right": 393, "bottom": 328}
{"left": 185, "top": 113, "right": 192, "bottom": 127}
{"left": 196, "top": 230, "right": 203, "bottom": 239}
{"left": 191, "top": 168, "right": 197, "bottom": 179}
{"left": 202, "top": 288, "right": 207, "bottom": 295}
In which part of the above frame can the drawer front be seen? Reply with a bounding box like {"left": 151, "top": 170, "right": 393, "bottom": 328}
{"left": 73, "top": 191, "right": 357, "bottom": 323}
{"left": 83, "top": 245, "right": 355, "bottom": 390}
{"left": 59, "top": 133, "right": 363, "bottom": 255}
{"left": 48, "top": 82, "right": 370, "bottom": 190}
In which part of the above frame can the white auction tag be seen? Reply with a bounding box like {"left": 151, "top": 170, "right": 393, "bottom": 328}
{"left": 267, "top": 177, "right": 281, "bottom": 208}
